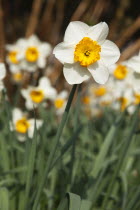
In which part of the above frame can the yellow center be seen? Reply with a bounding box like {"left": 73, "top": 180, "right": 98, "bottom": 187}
{"left": 94, "top": 86, "right": 107, "bottom": 97}
{"left": 30, "top": 90, "right": 44, "bottom": 103}
{"left": 12, "top": 72, "right": 23, "bottom": 82}
{"left": 25, "top": 47, "right": 39, "bottom": 62}
{"left": 134, "top": 94, "right": 140, "bottom": 105}
{"left": 118, "top": 97, "right": 128, "bottom": 111}
{"left": 15, "top": 118, "right": 30, "bottom": 134}
{"left": 54, "top": 98, "right": 65, "bottom": 109}
{"left": 8, "top": 51, "right": 19, "bottom": 64}
{"left": 74, "top": 37, "right": 101, "bottom": 67}
{"left": 82, "top": 96, "right": 90, "bottom": 105}
{"left": 113, "top": 65, "right": 128, "bottom": 80}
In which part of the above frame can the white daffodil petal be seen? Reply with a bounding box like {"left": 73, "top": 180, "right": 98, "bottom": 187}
{"left": 87, "top": 22, "right": 109, "bottom": 44}
{"left": 58, "top": 90, "right": 68, "bottom": 99}
{"left": 45, "top": 88, "right": 57, "bottom": 100}
{"left": 88, "top": 62, "right": 109, "bottom": 84}
{"left": 127, "top": 56, "right": 140, "bottom": 73}
{"left": 12, "top": 108, "right": 23, "bottom": 123}
{"left": 28, "top": 119, "right": 43, "bottom": 138}
{"left": 28, "top": 35, "right": 40, "bottom": 46}
{"left": 25, "top": 100, "right": 35, "bottom": 110}
{"left": 0, "top": 81, "right": 4, "bottom": 91}
{"left": 100, "top": 40, "right": 120, "bottom": 66}
{"left": 39, "top": 77, "right": 51, "bottom": 87}
{"left": 37, "top": 57, "right": 46, "bottom": 68}
{"left": 64, "top": 21, "right": 89, "bottom": 43}
{"left": 63, "top": 63, "right": 90, "bottom": 85}
{"left": 132, "top": 72, "right": 140, "bottom": 91}
{"left": 0, "top": 63, "right": 6, "bottom": 79}
{"left": 53, "top": 42, "right": 75, "bottom": 64}
{"left": 21, "top": 89, "right": 30, "bottom": 100}
{"left": 39, "top": 43, "right": 52, "bottom": 56}
{"left": 16, "top": 38, "right": 27, "bottom": 47}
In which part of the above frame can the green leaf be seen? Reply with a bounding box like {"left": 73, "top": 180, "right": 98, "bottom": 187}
{"left": 0, "top": 187, "right": 9, "bottom": 210}
{"left": 91, "top": 113, "right": 124, "bottom": 178}
{"left": 57, "top": 193, "right": 91, "bottom": 210}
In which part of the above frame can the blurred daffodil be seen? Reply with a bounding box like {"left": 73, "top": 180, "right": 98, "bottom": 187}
{"left": 54, "top": 90, "right": 68, "bottom": 115}
{"left": 21, "top": 77, "right": 56, "bottom": 110}
{"left": 19, "top": 35, "right": 52, "bottom": 72}
{"left": 10, "top": 108, "right": 43, "bottom": 141}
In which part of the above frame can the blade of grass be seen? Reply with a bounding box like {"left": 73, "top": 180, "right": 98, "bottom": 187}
{"left": 0, "top": 188, "right": 9, "bottom": 210}
{"left": 91, "top": 112, "right": 124, "bottom": 178}
{"left": 24, "top": 119, "right": 38, "bottom": 210}
{"left": 101, "top": 105, "right": 139, "bottom": 209}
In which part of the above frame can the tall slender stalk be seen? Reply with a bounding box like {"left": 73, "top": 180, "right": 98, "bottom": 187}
{"left": 25, "top": 0, "right": 42, "bottom": 38}
{"left": 32, "top": 84, "right": 78, "bottom": 210}
{"left": 68, "top": 85, "right": 81, "bottom": 190}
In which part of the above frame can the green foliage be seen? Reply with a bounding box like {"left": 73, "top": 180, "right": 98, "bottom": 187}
{"left": 0, "top": 90, "right": 140, "bottom": 210}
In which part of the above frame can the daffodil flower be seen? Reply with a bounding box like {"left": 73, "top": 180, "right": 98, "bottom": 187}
{"left": 10, "top": 108, "right": 43, "bottom": 141}
{"left": 19, "top": 35, "right": 52, "bottom": 72}
{"left": 21, "top": 77, "right": 57, "bottom": 110}
{"left": 6, "top": 39, "right": 24, "bottom": 72}
{"left": 53, "top": 21, "right": 120, "bottom": 85}
{"left": 54, "top": 90, "right": 68, "bottom": 115}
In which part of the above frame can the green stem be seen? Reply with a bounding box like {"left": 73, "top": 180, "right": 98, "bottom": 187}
{"left": 32, "top": 84, "right": 77, "bottom": 210}
{"left": 68, "top": 85, "right": 81, "bottom": 190}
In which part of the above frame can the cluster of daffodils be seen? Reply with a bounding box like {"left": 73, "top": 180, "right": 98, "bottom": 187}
{"left": 53, "top": 21, "right": 140, "bottom": 115}
{"left": 9, "top": 75, "right": 68, "bottom": 142}
{"left": 80, "top": 51, "right": 140, "bottom": 116}
{"left": 6, "top": 35, "right": 52, "bottom": 83}
{"left": 21, "top": 76, "right": 68, "bottom": 114}
{"left": 2, "top": 20, "right": 140, "bottom": 140}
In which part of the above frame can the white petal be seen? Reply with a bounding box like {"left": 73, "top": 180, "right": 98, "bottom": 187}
{"left": 16, "top": 38, "right": 26, "bottom": 46}
{"left": 58, "top": 90, "right": 68, "bottom": 99}
{"left": 0, "top": 81, "right": 4, "bottom": 90}
{"left": 44, "top": 87, "right": 57, "bottom": 100}
{"left": 28, "top": 35, "right": 40, "bottom": 46}
{"left": 25, "top": 100, "right": 35, "bottom": 110}
{"left": 39, "top": 77, "right": 51, "bottom": 87}
{"left": 132, "top": 72, "right": 140, "bottom": 91}
{"left": 28, "top": 119, "right": 43, "bottom": 138}
{"left": 100, "top": 40, "right": 120, "bottom": 66}
{"left": 12, "top": 108, "right": 23, "bottom": 123}
{"left": 0, "top": 63, "right": 6, "bottom": 79}
{"left": 87, "top": 22, "right": 109, "bottom": 44}
{"left": 39, "top": 43, "right": 52, "bottom": 56}
{"left": 21, "top": 89, "right": 31, "bottom": 100}
{"left": 64, "top": 21, "right": 89, "bottom": 43}
{"left": 37, "top": 57, "right": 46, "bottom": 68}
{"left": 127, "top": 56, "right": 140, "bottom": 73}
{"left": 88, "top": 62, "right": 109, "bottom": 84}
{"left": 9, "top": 65, "right": 19, "bottom": 73}
{"left": 53, "top": 42, "right": 75, "bottom": 64}
{"left": 17, "top": 134, "right": 26, "bottom": 142}
{"left": 63, "top": 62, "right": 90, "bottom": 85}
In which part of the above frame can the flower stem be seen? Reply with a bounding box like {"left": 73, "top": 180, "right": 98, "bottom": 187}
{"left": 32, "top": 84, "right": 77, "bottom": 210}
